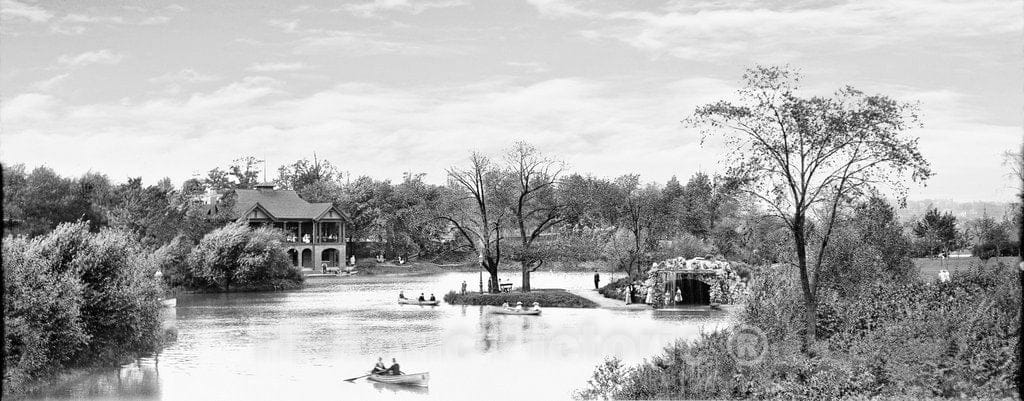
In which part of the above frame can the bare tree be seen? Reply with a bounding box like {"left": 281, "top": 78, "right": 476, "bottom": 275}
{"left": 688, "top": 66, "right": 932, "bottom": 351}
{"left": 505, "top": 142, "right": 565, "bottom": 292}
{"left": 440, "top": 153, "right": 510, "bottom": 293}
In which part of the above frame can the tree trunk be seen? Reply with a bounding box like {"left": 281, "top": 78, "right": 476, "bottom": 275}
{"left": 522, "top": 261, "right": 531, "bottom": 292}
{"left": 793, "top": 217, "right": 817, "bottom": 352}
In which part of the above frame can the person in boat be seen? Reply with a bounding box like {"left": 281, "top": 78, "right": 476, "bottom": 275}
{"left": 386, "top": 358, "right": 402, "bottom": 375}
{"left": 514, "top": 301, "right": 523, "bottom": 311}
{"left": 371, "top": 357, "right": 387, "bottom": 374}
{"left": 429, "top": 293, "right": 436, "bottom": 302}
{"left": 532, "top": 302, "right": 541, "bottom": 311}
{"left": 418, "top": 293, "right": 425, "bottom": 302}
{"left": 399, "top": 291, "right": 406, "bottom": 299}
{"left": 502, "top": 302, "right": 510, "bottom": 308}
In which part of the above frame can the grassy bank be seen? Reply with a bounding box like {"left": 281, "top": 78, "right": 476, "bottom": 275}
{"left": 444, "top": 289, "right": 599, "bottom": 308}
{"left": 576, "top": 261, "right": 1020, "bottom": 400}
{"left": 179, "top": 278, "right": 304, "bottom": 293}
{"left": 913, "top": 256, "right": 1017, "bottom": 280}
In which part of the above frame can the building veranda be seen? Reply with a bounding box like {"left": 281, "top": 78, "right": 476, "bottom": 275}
{"left": 212, "top": 183, "right": 349, "bottom": 273}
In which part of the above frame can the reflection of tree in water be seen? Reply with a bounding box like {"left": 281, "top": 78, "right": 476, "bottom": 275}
{"left": 33, "top": 358, "right": 162, "bottom": 400}
{"left": 477, "top": 314, "right": 534, "bottom": 352}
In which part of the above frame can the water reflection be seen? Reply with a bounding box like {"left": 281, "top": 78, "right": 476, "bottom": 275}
{"left": 25, "top": 271, "right": 729, "bottom": 401}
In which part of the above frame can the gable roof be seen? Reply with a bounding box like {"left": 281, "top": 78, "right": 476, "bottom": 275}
{"left": 232, "top": 189, "right": 347, "bottom": 221}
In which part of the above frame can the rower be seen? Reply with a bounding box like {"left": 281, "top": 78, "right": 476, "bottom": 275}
{"left": 399, "top": 291, "right": 406, "bottom": 299}
{"left": 514, "top": 301, "right": 523, "bottom": 311}
{"left": 532, "top": 302, "right": 541, "bottom": 311}
{"left": 418, "top": 293, "right": 425, "bottom": 302}
{"left": 387, "top": 358, "right": 402, "bottom": 375}
{"left": 371, "top": 357, "right": 387, "bottom": 374}
{"left": 429, "top": 293, "right": 436, "bottom": 302}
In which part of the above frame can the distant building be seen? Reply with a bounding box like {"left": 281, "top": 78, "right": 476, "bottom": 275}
{"left": 220, "top": 183, "right": 348, "bottom": 270}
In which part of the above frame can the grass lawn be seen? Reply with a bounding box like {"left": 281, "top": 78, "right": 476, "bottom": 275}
{"left": 444, "top": 288, "right": 599, "bottom": 308}
{"left": 913, "top": 256, "right": 1018, "bottom": 281}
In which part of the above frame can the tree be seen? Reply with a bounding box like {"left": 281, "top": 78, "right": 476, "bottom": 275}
{"left": 187, "top": 223, "right": 298, "bottom": 291}
{"left": 276, "top": 154, "right": 340, "bottom": 195}
{"left": 614, "top": 176, "right": 663, "bottom": 279}
{"left": 688, "top": 65, "right": 931, "bottom": 350}
{"left": 504, "top": 142, "right": 564, "bottom": 291}
{"left": 912, "top": 207, "right": 960, "bottom": 257}
{"left": 438, "top": 153, "right": 511, "bottom": 293}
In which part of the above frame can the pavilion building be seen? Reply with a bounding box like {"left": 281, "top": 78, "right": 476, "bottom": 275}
{"left": 228, "top": 183, "right": 348, "bottom": 271}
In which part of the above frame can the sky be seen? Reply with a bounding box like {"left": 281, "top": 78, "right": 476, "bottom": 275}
{"left": 1, "top": 0, "right": 1021, "bottom": 202}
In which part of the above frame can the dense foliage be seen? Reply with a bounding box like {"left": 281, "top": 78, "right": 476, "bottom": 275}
{"left": 185, "top": 223, "right": 302, "bottom": 291}
{"left": 3, "top": 222, "right": 163, "bottom": 393}
{"left": 577, "top": 257, "right": 1020, "bottom": 400}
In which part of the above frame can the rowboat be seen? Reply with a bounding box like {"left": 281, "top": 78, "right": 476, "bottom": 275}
{"left": 367, "top": 372, "right": 430, "bottom": 387}
{"left": 160, "top": 298, "right": 177, "bottom": 308}
{"left": 490, "top": 307, "right": 541, "bottom": 315}
{"left": 398, "top": 299, "right": 439, "bottom": 306}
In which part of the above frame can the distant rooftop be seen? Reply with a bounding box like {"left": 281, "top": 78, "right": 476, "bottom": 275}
{"left": 233, "top": 188, "right": 343, "bottom": 220}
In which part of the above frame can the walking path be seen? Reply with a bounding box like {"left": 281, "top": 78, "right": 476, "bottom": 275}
{"left": 567, "top": 288, "right": 652, "bottom": 311}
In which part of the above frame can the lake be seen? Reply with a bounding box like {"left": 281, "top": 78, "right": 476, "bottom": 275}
{"left": 25, "top": 271, "right": 734, "bottom": 401}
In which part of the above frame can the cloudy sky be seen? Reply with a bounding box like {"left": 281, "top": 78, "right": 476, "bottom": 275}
{"left": 1, "top": 0, "right": 1021, "bottom": 201}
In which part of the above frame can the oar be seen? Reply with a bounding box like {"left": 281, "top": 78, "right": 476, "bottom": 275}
{"left": 343, "top": 373, "right": 371, "bottom": 382}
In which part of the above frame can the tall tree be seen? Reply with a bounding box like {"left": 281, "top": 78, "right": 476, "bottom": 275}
{"left": 439, "top": 153, "right": 510, "bottom": 293}
{"left": 504, "top": 142, "right": 564, "bottom": 292}
{"left": 615, "top": 176, "right": 662, "bottom": 279}
{"left": 689, "top": 65, "right": 931, "bottom": 350}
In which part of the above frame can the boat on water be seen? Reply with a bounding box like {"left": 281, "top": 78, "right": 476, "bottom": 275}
{"left": 398, "top": 299, "right": 439, "bottom": 306}
{"left": 490, "top": 307, "right": 541, "bottom": 315}
{"left": 160, "top": 298, "right": 176, "bottom": 308}
{"left": 367, "top": 372, "right": 430, "bottom": 387}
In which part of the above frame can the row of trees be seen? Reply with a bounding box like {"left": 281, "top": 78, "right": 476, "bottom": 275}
{"left": 909, "top": 206, "right": 1021, "bottom": 258}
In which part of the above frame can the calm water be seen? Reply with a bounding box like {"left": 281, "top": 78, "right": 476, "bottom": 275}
{"left": 26, "top": 272, "right": 733, "bottom": 401}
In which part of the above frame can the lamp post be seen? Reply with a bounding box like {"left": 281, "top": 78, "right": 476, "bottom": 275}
{"left": 478, "top": 254, "right": 484, "bottom": 293}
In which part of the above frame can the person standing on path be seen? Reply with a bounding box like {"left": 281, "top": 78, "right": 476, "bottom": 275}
{"left": 461, "top": 280, "right": 467, "bottom": 295}
{"left": 593, "top": 271, "right": 600, "bottom": 290}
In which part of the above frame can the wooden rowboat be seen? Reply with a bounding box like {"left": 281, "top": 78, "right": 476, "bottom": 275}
{"left": 490, "top": 307, "right": 541, "bottom": 316}
{"left": 398, "top": 299, "right": 439, "bottom": 306}
{"left": 160, "top": 298, "right": 177, "bottom": 308}
{"left": 367, "top": 372, "right": 430, "bottom": 386}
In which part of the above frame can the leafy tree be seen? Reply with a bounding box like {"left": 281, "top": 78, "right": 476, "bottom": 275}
{"left": 187, "top": 223, "right": 298, "bottom": 291}
{"left": 276, "top": 154, "right": 340, "bottom": 195}
{"left": 203, "top": 156, "right": 266, "bottom": 190}
{"left": 912, "top": 207, "right": 961, "bottom": 256}
{"left": 615, "top": 177, "right": 663, "bottom": 278}
{"left": 688, "top": 65, "right": 931, "bottom": 350}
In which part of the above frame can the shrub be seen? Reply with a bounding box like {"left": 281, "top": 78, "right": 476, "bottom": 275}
{"left": 3, "top": 222, "right": 163, "bottom": 394}
{"left": 187, "top": 223, "right": 302, "bottom": 291}
{"left": 3, "top": 237, "right": 87, "bottom": 390}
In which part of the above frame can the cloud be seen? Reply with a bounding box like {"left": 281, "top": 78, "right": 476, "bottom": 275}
{"left": 1, "top": 93, "right": 58, "bottom": 123}
{"left": 246, "top": 62, "right": 310, "bottom": 72}
{"left": 148, "top": 68, "right": 220, "bottom": 84}
{"left": 31, "top": 73, "right": 70, "bottom": 91}
{"left": 527, "top": 0, "right": 1023, "bottom": 61}
{"left": 339, "top": 0, "right": 467, "bottom": 18}
{"left": 0, "top": 0, "right": 52, "bottom": 23}
{"left": 57, "top": 49, "right": 125, "bottom": 67}
{"left": 292, "top": 30, "right": 463, "bottom": 56}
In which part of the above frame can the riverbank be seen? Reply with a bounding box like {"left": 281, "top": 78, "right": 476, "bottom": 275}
{"left": 443, "top": 289, "right": 599, "bottom": 308}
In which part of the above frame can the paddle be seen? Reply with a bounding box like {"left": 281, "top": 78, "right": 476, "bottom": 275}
{"left": 343, "top": 373, "right": 371, "bottom": 382}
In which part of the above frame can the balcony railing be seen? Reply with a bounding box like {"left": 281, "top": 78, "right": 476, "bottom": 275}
{"left": 284, "top": 236, "right": 344, "bottom": 245}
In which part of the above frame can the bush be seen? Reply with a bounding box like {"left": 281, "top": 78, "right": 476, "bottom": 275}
{"left": 579, "top": 261, "right": 1020, "bottom": 400}
{"left": 187, "top": 223, "right": 302, "bottom": 291}
{"left": 3, "top": 222, "right": 163, "bottom": 394}
{"left": 3, "top": 237, "right": 87, "bottom": 390}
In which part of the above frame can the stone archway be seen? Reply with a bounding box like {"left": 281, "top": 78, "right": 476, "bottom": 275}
{"left": 673, "top": 278, "right": 711, "bottom": 305}
{"left": 301, "top": 249, "right": 313, "bottom": 268}
{"left": 321, "top": 248, "right": 339, "bottom": 267}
